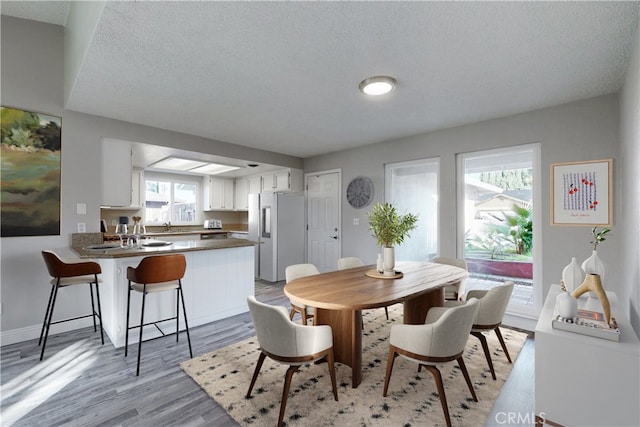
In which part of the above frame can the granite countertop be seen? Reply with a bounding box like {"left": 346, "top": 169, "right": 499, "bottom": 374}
{"left": 144, "top": 229, "right": 247, "bottom": 237}
{"left": 72, "top": 237, "right": 257, "bottom": 259}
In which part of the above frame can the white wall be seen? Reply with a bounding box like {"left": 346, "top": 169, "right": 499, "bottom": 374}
{"left": 305, "top": 94, "right": 623, "bottom": 316}
{"left": 620, "top": 23, "right": 640, "bottom": 336}
{"left": 0, "top": 16, "right": 301, "bottom": 342}
{"left": 1, "top": 14, "right": 635, "bottom": 342}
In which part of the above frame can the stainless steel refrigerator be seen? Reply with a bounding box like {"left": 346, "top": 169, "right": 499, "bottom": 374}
{"left": 248, "top": 192, "right": 304, "bottom": 282}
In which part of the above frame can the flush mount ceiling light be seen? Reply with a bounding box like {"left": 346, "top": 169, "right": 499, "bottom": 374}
{"left": 149, "top": 156, "right": 240, "bottom": 175}
{"left": 149, "top": 157, "right": 208, "bottom": 171}
{"left": 359, "top": 75, "right": 397, "bottom": 96}
{"left": 189, "top": 163, "right": 240, "bottom": 175}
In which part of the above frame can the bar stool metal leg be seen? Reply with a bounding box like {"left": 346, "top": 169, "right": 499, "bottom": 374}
{"left": 179, "top": 282, "right": 193, "bottom": 357}
{"left": 39, "top": 281, "right": 60, "bottom": 361}
{"left": 176, "top": 286, "right": 180, "bottom": 343}
{"left": 39, "top": 283, "right": 57, "bottom": 346}
{"left": 89, "top": 281, "right": 98, "bottom": 332}
{"left": 125, "top": 282, "right": 132, "bottom": 357}
{"left": 93, "top": 275, "right": 105, "bottom": 345}
{"left": 136, "top": 285, "right": 147, "bottom": 376}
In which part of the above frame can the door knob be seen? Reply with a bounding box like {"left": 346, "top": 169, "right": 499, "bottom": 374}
{"left": 330, "top": 235, "right": 338, "bottom": 239}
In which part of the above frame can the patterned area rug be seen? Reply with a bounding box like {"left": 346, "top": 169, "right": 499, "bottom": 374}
{"left": 181, "top": 304, "right": 528, "bottom": 426}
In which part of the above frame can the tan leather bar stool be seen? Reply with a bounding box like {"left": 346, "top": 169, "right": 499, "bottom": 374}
{"left": 125, "top": 254, "right": 193, "bottom": 376}
{"left": 40, "top": 250, "right": 104, "bottom": 361}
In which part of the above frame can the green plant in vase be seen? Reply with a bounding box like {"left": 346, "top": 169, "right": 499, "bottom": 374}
{"left": 368, "top": 202, "right": 418, "bottom": 275}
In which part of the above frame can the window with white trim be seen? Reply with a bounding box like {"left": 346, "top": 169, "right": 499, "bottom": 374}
{"left": 144, "top": 173, "right": 200, "bottom": 225}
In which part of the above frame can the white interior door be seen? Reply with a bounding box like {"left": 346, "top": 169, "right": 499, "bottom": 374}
{"left": 306, "top": 170, "right": 341, "bottom": 272}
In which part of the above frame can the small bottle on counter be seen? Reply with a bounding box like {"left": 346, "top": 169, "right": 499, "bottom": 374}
{"left": 376, "top": 253, "right": 383, "bottom": 273}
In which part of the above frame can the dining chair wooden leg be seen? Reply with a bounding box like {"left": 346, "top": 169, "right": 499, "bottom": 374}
{"left": 382, "top": 346, "right": 398, "bottom": 396}
{"left": 494, "top": 327, "right": 512, "bottom": 363}
{"left": 471, "top": 331, "right": 496, "bottom": 380}
{"left": 278, "top": 365, "right": 300, "bottom": 427}
{"left": 423, "top": 364, "right": 452, "bottom": 427}
{"left": 246, "top": 352, "right": 267, "bottom": 397}
{"left": 326, "top": 348, "right": 338, "bottom": 401}
{"left": 457, "top": 356, "right": 478, "bottom": 402}
{"left": 384, "top": 306, "right": 389, "bottom": 320}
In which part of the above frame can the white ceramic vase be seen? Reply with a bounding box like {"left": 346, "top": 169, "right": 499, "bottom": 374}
{"left": 556, "top": 291, "right": 578, "bottom": 319}
{"left": 561, "top": 257, "right": 585, "bottom": 293}
{"left": 581, "top": 250, "right": 606, "bottom": 298}
{"left": 383, "top": 247, "right": 395, "bottom": 276}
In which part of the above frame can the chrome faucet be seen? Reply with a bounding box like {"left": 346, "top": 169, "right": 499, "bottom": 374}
{"left": 164, "top": 221, "right": 171, "bottom": 231}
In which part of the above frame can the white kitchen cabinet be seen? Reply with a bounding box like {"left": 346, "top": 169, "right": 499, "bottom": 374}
{"left": 97, "top": 245, "right": 255, "bottom": 348}
{"left": 234, "top": 178, "right": 249, "bottom": 210}
{"left": 248, "top": 175, "right": 261, "bottom": 195}
{"left": 130, "top": 168, "right": 145, "bottom": 208}
{"left": 204, "top": 177, "right": 234, "bottom": 210}
{"left": 102, "top": 139, "right": 132, "bottom": 207}
{"left": 535, "top": 285, "right": 640, "bottom": 426}
{"left": 229, "top": 232, "right": 248, "bottom": 239}
{"left": 260, "top": 168, "right": 303, "bottom": 193}
{"left": 153, "top": 233, "right": 201, "bottom": 242}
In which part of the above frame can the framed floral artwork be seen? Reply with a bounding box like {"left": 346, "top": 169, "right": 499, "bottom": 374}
{"left": 550, "top": 159, "right": 612, "bottom": 226}
{"left": 1, "top": 106, "right": 61, "bottom": 237}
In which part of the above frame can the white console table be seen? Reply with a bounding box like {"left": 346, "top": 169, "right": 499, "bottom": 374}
{"left": 535, "top": 285, "right": 640, "bottom": 426}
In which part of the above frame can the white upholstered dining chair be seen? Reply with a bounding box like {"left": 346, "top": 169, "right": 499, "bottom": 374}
{"left": 246, "top": 296, "right": 338, "bottom": 426}
{"left": 433, "top": 256, "right": 468, "bottom": 301}
{"left": 383, "top": 298, "right": 480, "bottom": 427}
{"left": 336, "top": 256, "right": 364, "bottom": 270}
{"left": 285, "top": 263, "right": 320, "bottom": 325}
{"left": 337, "top": 256, "right": 389, "bottom": 320}
{"left": 445, "top": 281, "right": 514, "bottom": 380}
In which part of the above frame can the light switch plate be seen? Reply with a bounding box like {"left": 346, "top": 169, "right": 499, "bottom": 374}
{"left": 353, "top": 218, "right": 360, "bottom": 226}
{"left": 77, "top": 203, "right": 87, "bottom": 215}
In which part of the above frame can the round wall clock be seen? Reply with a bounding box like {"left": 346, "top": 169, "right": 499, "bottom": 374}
{"left": 346, "top": 177, "right": 374, "bottom": 208}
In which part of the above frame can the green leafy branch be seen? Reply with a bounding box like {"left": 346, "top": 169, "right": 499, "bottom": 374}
{"left": 368, "top": 202, "right": 418, "bottom": 248}
{"left": 590, "top": 226, "right": 611, "bottom": 250}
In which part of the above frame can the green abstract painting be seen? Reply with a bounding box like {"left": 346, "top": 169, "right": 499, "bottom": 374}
{"left": 1, "top": 106, "right": 61, "bottom": 237}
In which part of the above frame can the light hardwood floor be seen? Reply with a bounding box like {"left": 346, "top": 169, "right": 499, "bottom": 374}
{"left": 1, "top": 280, "right": 534, "bottom": 426}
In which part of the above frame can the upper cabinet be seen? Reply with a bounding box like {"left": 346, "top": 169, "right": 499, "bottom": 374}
{"left": 130, "top": 168, "right": 145, "bottom": 208}
{"left": 102, "top": 140, "right": 133, "bottom": 207}
{"left": 260, "top": 169, "right": 303, "bottom": 193}
{"left": 234, "top": 175, "right": 262, "bottom": 211}
{"left": 234, "top": 178, "right": 249, "bottom": 210}
{"left": 248, "top": 175, "right": 261, "bottom": 195}
{"left": 204, "top": 177, "right": 234, "bottom": 211}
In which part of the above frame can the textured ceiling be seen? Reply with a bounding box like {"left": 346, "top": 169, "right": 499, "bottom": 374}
{"left": 2, "top": 1, "right": 639, "bottom": 160}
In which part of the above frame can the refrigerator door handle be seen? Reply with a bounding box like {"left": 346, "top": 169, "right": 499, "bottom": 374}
{"left": 261, "top": 206, "right": 271, "bottom": 238}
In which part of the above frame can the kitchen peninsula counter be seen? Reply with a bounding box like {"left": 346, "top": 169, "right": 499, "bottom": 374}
{"left": 72, "top": 237, "right": 256, "bottom": 259}
{"left": 73, "top": 236, "right": 256, "bottom": 349}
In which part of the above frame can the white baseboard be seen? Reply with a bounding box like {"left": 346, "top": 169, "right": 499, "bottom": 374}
{"left": 1, "top": 317, "right": 95, "bottom": 347}
{"left": 503, "top": 312, "right": 538, "bottom": 332}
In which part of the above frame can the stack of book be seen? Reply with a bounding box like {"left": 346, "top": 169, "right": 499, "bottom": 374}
{"left": 552, "top": 308, "right": 620, "bottom": 341}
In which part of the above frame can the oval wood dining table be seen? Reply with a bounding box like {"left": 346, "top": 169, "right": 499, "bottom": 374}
{"left": 284, "top": 261, "right": 468, "bottom": 388}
